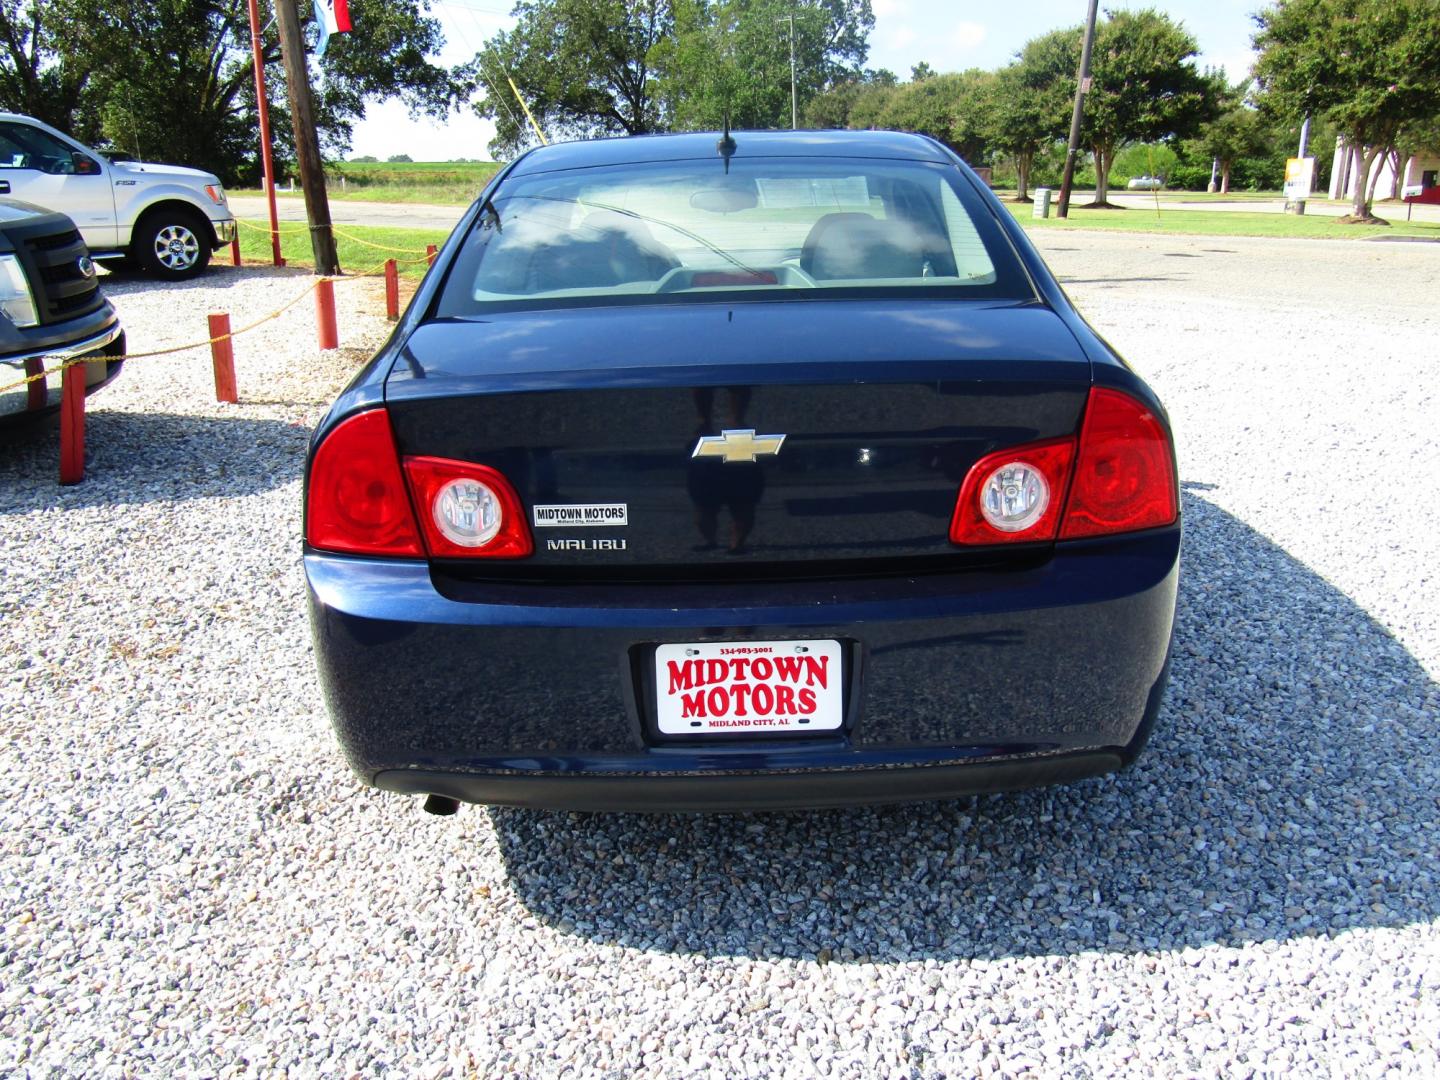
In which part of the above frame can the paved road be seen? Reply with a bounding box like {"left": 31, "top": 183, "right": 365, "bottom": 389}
{"left": 229, "top": 195, "right": 465, "bottom": 232}
{"left": 1066, "top": 191, "right": 1440, "bottom": 222}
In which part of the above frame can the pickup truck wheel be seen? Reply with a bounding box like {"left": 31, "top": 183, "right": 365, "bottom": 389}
{"left": 135, "top": 211, "right": 211, "bottom": 280}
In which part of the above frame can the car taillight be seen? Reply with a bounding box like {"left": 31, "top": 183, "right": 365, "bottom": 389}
{"left": 403, "top": 456, "right": 533, "bottom": 558}
{"left": 306, "top": 409, "right": 424, "bottom": 556}
{"left": 950, "top": 387, "right": 1177, "bottom": 546}
{"left": 950, "top": 438, "right": 1076, "bottom": 545}
{"left": 1059, "top": 387, "right": 1177, "bottom": 539}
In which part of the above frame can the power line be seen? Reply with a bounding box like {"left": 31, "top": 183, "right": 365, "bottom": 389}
{"left": 429, "top": 0, "right": 514, "bottom": 18}
{"left": 427, "top": 0, "right": 527, "bottom": 148}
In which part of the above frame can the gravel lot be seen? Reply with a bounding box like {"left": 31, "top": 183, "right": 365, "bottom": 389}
{"left": 2, "top": 234, "right": 1438, "bottom": 1077}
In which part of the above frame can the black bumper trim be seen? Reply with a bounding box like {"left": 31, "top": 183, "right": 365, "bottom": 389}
{"left": 373, "top": 751, "right": 1124, "bottom": 812}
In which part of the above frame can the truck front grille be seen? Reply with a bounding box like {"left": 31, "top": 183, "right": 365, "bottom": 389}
{"left": 21, "top": 228, "right": 104, "bottom": 325}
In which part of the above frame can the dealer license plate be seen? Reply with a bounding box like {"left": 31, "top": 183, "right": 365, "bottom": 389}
{"left": 654, "top": 639, "right": 844, "bottom": 735}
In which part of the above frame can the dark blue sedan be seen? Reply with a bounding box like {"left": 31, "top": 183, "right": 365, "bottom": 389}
{"left": 304, "top": 130, "right": 1179, "bottom": 814}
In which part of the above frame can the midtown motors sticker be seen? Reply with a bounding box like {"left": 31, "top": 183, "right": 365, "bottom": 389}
{"left": 532, "top": 503, "right": 628, "bottom": 527}
{"left": 654, "top": 639, "right": 844, "bottom": 735}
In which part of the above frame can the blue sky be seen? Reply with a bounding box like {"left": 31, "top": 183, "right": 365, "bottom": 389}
{"left": 349, "top": 0, "right": 1262, "bottom": 161}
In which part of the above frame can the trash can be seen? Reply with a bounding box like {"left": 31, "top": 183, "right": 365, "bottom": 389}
{"left": 1033, "top": 188, "right": 1052, "bottom": 219}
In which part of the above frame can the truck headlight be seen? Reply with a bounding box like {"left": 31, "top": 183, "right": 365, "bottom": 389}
{"left": 0, "top": 254, "right": 39, "bottom": 328}
{"left": 204, "top": 184, "right": 227, "bottom": 206}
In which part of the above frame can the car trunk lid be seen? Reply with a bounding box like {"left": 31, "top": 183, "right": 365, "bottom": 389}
{"left": 383, "top": 299, "right": 1091, "bottom": 577}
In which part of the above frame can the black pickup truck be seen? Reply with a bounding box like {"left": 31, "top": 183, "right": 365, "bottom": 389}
{"left": 0, "top": 197, "right": 124, "bottom": 422}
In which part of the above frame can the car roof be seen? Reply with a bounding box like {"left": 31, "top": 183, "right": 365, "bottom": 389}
{"left": 506, "top": 129, "right": 956, "bottom": 177}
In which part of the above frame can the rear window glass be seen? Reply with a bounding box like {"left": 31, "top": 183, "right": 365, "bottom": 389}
{"left": 436, "top": 156, "right": 1031, "bottom": 314}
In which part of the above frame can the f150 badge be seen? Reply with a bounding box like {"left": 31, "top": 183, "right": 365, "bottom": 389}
{"left": 691, "top": 428, "right": 786, "bottom": 463}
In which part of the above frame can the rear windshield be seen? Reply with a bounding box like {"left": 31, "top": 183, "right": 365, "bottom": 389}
{"left": 435, "top": 156, "right": 1032, "bottom": 314}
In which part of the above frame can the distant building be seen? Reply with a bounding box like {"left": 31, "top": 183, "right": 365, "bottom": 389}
{"left": 1329, "top": 137, "right": 1440, "bottom": 200}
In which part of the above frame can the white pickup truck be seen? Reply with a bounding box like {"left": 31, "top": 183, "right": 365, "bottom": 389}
{"left": 0, "top": 112, "right": 238, "bottom": 281}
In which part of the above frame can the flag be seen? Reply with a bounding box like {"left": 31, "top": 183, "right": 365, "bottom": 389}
{"left": 315, "top": 0, "right": 352, "bottom": 58}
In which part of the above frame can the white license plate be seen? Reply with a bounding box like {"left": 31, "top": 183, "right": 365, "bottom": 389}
{"left": 654, "top": 639, "right": 844, "bottom": 735}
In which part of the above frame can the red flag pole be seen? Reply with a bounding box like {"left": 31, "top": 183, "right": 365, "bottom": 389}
{"left": 247, "top": 0, "right": 285, "bottom": 267}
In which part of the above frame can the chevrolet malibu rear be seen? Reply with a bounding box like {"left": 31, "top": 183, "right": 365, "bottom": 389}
{"left": 303, "top": 131, "right": 1180, "bottom": 813}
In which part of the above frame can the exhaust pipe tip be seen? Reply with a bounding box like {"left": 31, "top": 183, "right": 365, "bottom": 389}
{"left": 423, "top": 794, "right": 460, "bottom": 816}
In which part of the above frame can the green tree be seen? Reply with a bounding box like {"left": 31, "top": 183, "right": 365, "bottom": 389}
{"left": 0, "top": 0, "right": 92, "bottom": 131}
{"left": 468, "top": 0, "right": 671, "bottom": 158}
{"left": 1192, "top": 77, "right": 1267, "bottom": 193}
{"left": 386, "top": 153, "right": 414, "bottom": 162}
{"left": 801, "top": 75, "right": 862, "bottom": 127}
{"left": 982, "top": 33, "right": 1073, "bottom": 201}
{"left": 0, "top": 0, "right": 464, "bottom": 184}
{"left": 877, "top": 69, "right": 994, "bottom": 161}
{"left": 802, "top": 67, "right": 894, "bottom": 128}
{"left": 1254, "top": 0, "right": 1440, "bottom": 221}
{"left": 1075, "top": 9, "right": 1217, "bottom": 206}
{"left": 655, "top": 0, "right": 874, "bottom": 133}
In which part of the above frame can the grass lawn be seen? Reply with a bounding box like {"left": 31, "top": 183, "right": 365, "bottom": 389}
{"left": 236, "top": 220, "right": 452, "bottom": 279}
{"left": 233, "top": 160, "right": 502, "bottom": 206}
{"left": 993, "top": 188, "right": 1288, "bottom": 203}
{"left": 1006, "top": 203, "right": 1440, "bottom": 241}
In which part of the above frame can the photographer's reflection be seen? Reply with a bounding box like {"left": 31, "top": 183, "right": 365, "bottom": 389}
{"left": 687, "top": 387, "right": 764, "bottom": 554}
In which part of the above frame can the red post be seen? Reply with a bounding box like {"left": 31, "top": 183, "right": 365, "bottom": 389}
{"left": 24, "top": 357, "right": 46, "bottom": 411}
{"left": 384, "top": 259, "right": 399, "bottom": 320}
{"left": 315, "top": 278, "right": 338, "bottom": 350}
{"left": 230, "top": 237, "right": 242, "bottom": 266}
{"left": 59, "top": 362, "right": 85, "bottom": 485}
{"left": 426, "top": 244, "right": 438, "bottom": 266}
{"left": 208, "top": 313, "right": 238, "bottom": 403}
{"left": 246, "top": 0, "right": 284, "bottom": 266}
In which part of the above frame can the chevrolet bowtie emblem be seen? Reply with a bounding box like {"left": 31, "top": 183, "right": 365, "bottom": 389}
{"left": 691, "top": 428, "right": 787, "bottom": 463}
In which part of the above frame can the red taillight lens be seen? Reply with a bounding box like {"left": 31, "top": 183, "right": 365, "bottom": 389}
{"left": 950, "top": 438, "right": 1076, "bottom": 545}
{"left": 949, "top": 387, "right": 1177, "bottom": 547}
{"left": 1060, "top": 387, "right": 1177, "bottom": 539}
{"left": 306, "top": 409, "right": 424, "bottom": 556}
{"left": 403, "top": 456, "right": 533, "bottom": 559}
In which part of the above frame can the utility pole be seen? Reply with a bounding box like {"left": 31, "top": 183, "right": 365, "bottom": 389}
{"left": 246, "top": 0, "right": 284, "bottom": 266}
{"left": 788, "top": 11, "right": 798, "bottom": 130}
{"left": 274, "top": 0, "right": 338, "bottom": 274}
{"left": 1056, "top": 0, "right": 1100, "bottom": 219}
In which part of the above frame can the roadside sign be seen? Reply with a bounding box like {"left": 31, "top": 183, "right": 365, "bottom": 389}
{"left": 1284, "top": 157, "right": 1315, "bottom": 200}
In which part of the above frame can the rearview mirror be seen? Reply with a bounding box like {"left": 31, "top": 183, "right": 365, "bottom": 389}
{"left": 690, "top": 184, "right": 758, "bottom": 214}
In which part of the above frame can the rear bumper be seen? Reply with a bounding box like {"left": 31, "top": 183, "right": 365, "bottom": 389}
{"left": 306, "top": 526, "right": 1180, "bottom": 810}
{"left": 376, "top": 750, "right": 1126, "bottom": 812}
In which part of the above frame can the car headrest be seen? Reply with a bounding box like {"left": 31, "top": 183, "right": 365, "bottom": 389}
{"left": 800, "top": 212, "right": 928, "bottom": 281}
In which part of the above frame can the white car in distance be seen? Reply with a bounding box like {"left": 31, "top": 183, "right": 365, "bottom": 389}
{"left": 0, "top": 113, "right": 238, "bottom": 280}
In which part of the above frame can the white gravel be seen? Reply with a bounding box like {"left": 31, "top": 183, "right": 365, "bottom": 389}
{"left": 2, "top": 237, "right": 1438, "bottom": 1078}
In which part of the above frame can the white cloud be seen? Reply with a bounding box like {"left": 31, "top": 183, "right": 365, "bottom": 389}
{"left": 350, "top": 99, "right": 498, "bottom": 162}
{"left": 1206, "top": 48, "right": 1259, "bottom": 82}
{"left": 948, "top": 20, "right": 987, "bottom": 54}
{"left": 885, "top": 25, "right": 919, "bottom": 52}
